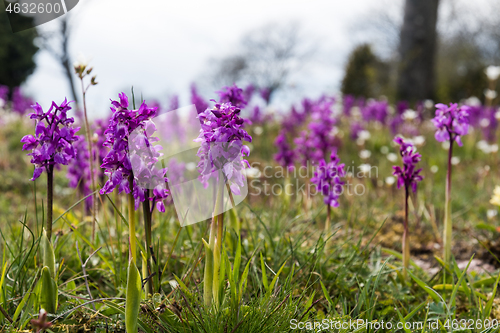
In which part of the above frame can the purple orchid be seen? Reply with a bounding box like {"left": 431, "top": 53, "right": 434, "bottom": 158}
{"left": 100, "top": 92, "right": 169, "bottom": 212}
{"left": 432, "top": 103, "right": 470, "bottom": 146}
{"left": 195, "top": 101, "right": 252, "bottom": 195}
{"left": 21, "top": 99, "right": 80, "bottom": 180}
{"left": 311, "top": 149, "right": 345, "bottom": 208}
{"left": 21, "top": 99, "right": 79, "bottom": 240}
{"left": 392, "top": 136, "right": 423, "bottom": 193}
{"left": 392, "top": 135, "right": 423, "bottom": 278}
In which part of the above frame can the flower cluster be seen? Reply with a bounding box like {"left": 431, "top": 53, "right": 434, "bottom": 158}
{"left": 100, "top": 93, "right": 169, "bottom": 212}
{"left": 216, "top": 84, "right": 247, "bottom": 108}
{"left": 21, "top": 99, "right": 80, "bottom": 180}
{"left": 195, "top": 101, "right": 252, "bottom": 194}
{"left": 311, "top": 149, "right": 345, "bottom": 207}
{"left": 432, "top": 103, "right": 470, "bottom": 146}
{"left": 392, "top": 136, "right": 423, "bottom": 193}
{"left": 274, "top": 131, "right": 295, "bottom": 170}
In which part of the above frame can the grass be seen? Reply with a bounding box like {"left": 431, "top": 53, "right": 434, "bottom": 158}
{"left": 1, "top": 108, "right": 500, "bottom": 332}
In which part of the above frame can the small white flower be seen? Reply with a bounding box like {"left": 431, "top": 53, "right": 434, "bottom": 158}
{"left": 402, "top": 109, "right": 418, "bottom": 120}
{"left": 487, "top": 209, "right": 498, "bottom": 219}
{"left": 495, "top": 110, "right": 500, "bottom": 120}
{"left": 359, "top": 164, "right": 372, "bottom": 174}
{"left": 253, "top": 126, "right": 263, "bottom": 135}
{"left": 412, "top": 136, "right": 425, "bottom": 146}
{"left": 387, "top": 153, "right": 398, "bottom": 162}
{"left": 385, "top": 176, "right": 395, "bottom": 185}
{"left": 484, "top": 89, "right": 498, "bottom": 100}
{"left": 451, "top": 157, "right": 460, "bottom": 165}
{"left": 359, "top": 150, "right": 371, "bottom": 159}
{"left": 480, "top": 118, "right": 490, "bottom": 128}
{"left": 185, "top": 162, "right": 196, "bottom": 171}
{"left": 424, "top": 99, "right": 434, "bottom": 109}
{"left": 73, "top": 53, "right": 92, "bottom": 69}
{"left": 477, "top": 140, "right": 498, "bottom": 154}
{"left": 442, "top": 142, "right": 450, "bottom": 150}
{"left": 485, "top": 65, "right": 500, "bottom": 81}
{"left": 380, "top": 146, "right": 389, "bottom": 154}
{"left": 477, "top": 140, "right": 489, "bottom": 153}
{"left": 430, "top": 165, "right": 439, "bottom": 173}
{"left": 244, "top": 167, "right": 261, "bottom": 178}
{"left": 358, "top": 130, "right": 371, "bottom": 141}
{"left": 465, "top": 96, "right": 481, "bottom": 107}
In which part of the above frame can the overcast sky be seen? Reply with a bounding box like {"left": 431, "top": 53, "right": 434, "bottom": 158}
{"left": 19, "top": 0, "right": 409, "bottom": 118}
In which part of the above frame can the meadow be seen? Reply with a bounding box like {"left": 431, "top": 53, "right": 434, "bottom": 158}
{"left": 1, "top": 72, "right": 500, "bottom": 333}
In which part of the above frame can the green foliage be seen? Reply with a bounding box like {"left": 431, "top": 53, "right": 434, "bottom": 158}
{"left": 39, "top": 266, "right": 58, "bottom": 313}
{"left": 341, "top": 44, "right": 391, "bottom": 99}
{"left": 0, "top": 10, "right": 38, "bottom": 90}
{"left": 1, "top": 112, "right": 500, "bottom": 332}
{"left": 126, "top": 259, "right": 142, "bottom": 333}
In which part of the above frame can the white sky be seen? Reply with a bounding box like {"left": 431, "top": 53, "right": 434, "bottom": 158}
{"left": 20, "top": 0, "right": 498, "bottom": 118}
{"left": 21, "top": 0, "right": 405, "bottom": 118}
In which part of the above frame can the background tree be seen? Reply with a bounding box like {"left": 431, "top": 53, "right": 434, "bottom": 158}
{"left": 341, "top": 44, "right": 390, "bottom": 98}
{"left": 0, "top": 11, "right": 38, "bottom": 96}
{"left": 396, "top": 0, "right": 440, "bottom": 102}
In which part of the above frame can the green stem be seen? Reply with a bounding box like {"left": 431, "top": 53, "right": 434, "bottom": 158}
{"left": 46, "top": 165, "right": 54, "bottom": 241}
{"left": 402, "top": 185, "right": 410, "bottom": 279}
{"left": 443, "top": 138, "right": 453, "bottom": 265}
{"left": 128, "top": 176, "right": 137, "bottom": 264}
{"left": 204, "top": 176, "right": 225, "bottom": 307}
{"left": 80, "top": 79, "right": 97, "bottom": 242}
{"left": 142, "top": 190, "right": 154, "bottom": 296}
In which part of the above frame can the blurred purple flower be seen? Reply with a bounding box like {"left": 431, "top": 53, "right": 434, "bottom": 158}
{"left": 68, "top": 136, "right": 92, "bottom": 210}
{"left": 21, "top": 99, "right": 80, "bottom": 180}
{"left": 432, "top": 103, "right": 470, "bottom": 146}
{"left": 274, "top": 131, "right": 295, "bottom": 170}
{"left": 243, "top": 84, "right": 255, "bottom": 103}
{"left": 311, "top": 149, "right": 345, "bottom": 207}
{"left": 362, "top": 100, "right": 388, "bottom": 124}
{"left": 190, "top": 84, "right": 209, "bottom": 114}
{"left": 260, "top": 87, "right": 271, "bottom": 104}
{"left": 342, "top": 95, "right": 355, "bottom": 116}
{"left": 216, "top": 84, "right": 247, "bottom": 108}
{"left": 294, "top": 130, "right": 315, "bottom": 166}
{"left": 392, "top": 136, "right": 423, "bottom": 193}
{"left": 350, "top": 122, "right": 364, "bottom": 140}
{"left": 195, "top": 101, "right": 252, "bottom": 194}
{"left": 12, "top": 87, "right": 34, "bottom": 115}
{"left": 308, "top": 96, "right": 339, "bottom": 161}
